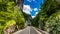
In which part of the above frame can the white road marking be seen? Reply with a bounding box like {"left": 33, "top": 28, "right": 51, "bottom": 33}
{"left": 13, "top": 26, "right": 42, "bottom": 34}
{"left": 32, "top": 27, "right": 42, "bottom": 34}
{"left": 29, "top": 27, "right": 30, "bottom": 34}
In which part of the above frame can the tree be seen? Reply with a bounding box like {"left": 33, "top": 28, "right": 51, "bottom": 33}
{"left": 45, "top": 10, "right": 60, "bottom": 34}
{"left": 31, "top": 0, "right": 60, "bottom": 34}
{"left": 38, "top": 0, "right": 60, "bottom": 30}
{"left": 0, "top": 0, "right": 26, "bottom": 34}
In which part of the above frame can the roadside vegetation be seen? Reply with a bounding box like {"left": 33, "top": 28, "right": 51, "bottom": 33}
{"left": 1, "top": 0, "right": 60, "bottom": 34}
{"left": 0, "top": 0, "right": 26, "bottom": 34}
{"left": 31, "top": 0, "right": 60, "bottom": 34}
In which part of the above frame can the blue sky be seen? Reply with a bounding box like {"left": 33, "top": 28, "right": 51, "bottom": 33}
{"left": 23, "top": 0, "right": 44, "bottom": 18}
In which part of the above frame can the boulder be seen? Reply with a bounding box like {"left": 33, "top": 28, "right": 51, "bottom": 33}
{"left": 3, "top": 24, "right": 18, "bottom": 34}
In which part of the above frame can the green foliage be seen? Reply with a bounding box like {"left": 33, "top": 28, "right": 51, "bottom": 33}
{"left": 0, "top": 0, "right": 15, "bottom": 34}
{"left": 4, "top": 20, "right": 16, "bottom": 29}
{"left": 0, "top": 0, "right": 26, "bottom": 34}
{"left": 14, "top": 7, "right": 26, "bottom": 29}
{"left": 31, "top": 13, "right": 40, "bottom": 28}
{"left": 0, "top": 26, "right": 4, "bottom": 34}
{"left": 45, "top": 10, "right": 60, "bottom": 34}
{"left": 38, "top": 0, "right": 60, "bottom": 30}
{"left": 31, "top": 0, "right": 60, "bottom": 34}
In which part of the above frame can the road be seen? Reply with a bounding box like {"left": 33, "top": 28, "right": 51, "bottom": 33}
{"left": 13, "top": 26, "right": 42, "bottom": 34}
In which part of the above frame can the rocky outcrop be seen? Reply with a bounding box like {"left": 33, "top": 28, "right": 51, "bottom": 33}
{"left": 3, "top": 24, "right": 18, "bottom": 34}
{"left": 14, "top": 0, "right": 24, "bottom": 10}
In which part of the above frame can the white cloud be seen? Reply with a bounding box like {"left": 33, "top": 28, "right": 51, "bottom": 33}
{"left": 32, "top": 12, "right": 38, "bottom": 18}
{"left": 23, "top": 5, "right": 32, "bottom": 14}
{"left": 32, "top": 16, "right": 35, "bottom": 18}
{"left": 36, "top": 12, "right": 38, "bottom": 15}
{"left": 34, "top": 8, "right": 38, "bottom": 11}
{"left": 39, "top": 9, "right": 41, "bottom": 10}
{"left": 27, "top": 0, "right": 36, "bottom": 2}
{"left": 27, "top": 0, "right": 32, "bottom": 2}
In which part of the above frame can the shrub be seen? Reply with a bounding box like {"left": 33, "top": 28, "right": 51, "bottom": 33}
{"left": 45, "top": 10, "right": 60, "bottom": 34}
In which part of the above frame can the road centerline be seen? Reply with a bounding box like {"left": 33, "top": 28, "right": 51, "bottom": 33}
{"left": 29, "top": 26, "right": 30, "bottom": 34}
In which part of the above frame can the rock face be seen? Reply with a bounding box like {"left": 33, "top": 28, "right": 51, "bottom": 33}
{"left": 3, "top": 24, "right": 18, "bottom": 34}
{"left": 14, "top": 0, "right": 24, "bottom": 10}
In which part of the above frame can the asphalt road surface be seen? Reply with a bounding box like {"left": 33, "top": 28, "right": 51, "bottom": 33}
{"left": 13, "top": 26, "right": 42, "bottom": 34}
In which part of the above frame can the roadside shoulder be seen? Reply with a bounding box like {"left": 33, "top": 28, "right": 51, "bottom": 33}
{"left": 31, "top": 26, "right": 42, "bottom": 34}
{"left": 32, "top": 26, "right": 49, "bottom": 34}
{"left": 13, "top": 26, "right": 28, "bottom": 34}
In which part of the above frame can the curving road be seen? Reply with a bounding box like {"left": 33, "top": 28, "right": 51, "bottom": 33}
{"left": 13, "top": 26, "right": 42, "bottom": 34}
